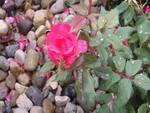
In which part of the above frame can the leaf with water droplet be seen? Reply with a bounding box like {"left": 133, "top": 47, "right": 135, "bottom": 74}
{"left": 96, "top": 93, "right": 112, "bottom": 104}
{"left": 98, "top": 14, "right": 107, "bottom": 29}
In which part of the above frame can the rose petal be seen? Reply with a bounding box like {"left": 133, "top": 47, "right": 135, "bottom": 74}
{"left": 46, "top": 74, "right": 51, "bottom": 80}
{"left": 145, "top": 5, "right": 150, "bottom": 13}
{"left": 5, "top": 93, "right": 10, "bottom": 102}
{"left": 5, "top": 0, "right": 10, "bottom": 4}
{"left": 64, "top": 55, "right": 76, "bottom": 68}
{"left": 9, "top": 17, "right": 15, "bottom": 23}
{"left": 122, "top": 40, "right": 127, "bottom": 46}
{"left": 19, "top": 43, "right": 24, "bottom": 50}
{"left": 75, "top": 40, "right": 87, "bottom": 57}
{"left": 64, "top": 9, "right": 70, "bottom": 16}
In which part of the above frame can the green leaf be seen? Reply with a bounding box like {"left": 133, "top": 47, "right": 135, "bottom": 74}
{"left": 89, "top": 35, "right": 104, "bottom": 47}
{"left": 133, "top": 73, "right": 150, "bottom": 90}
{"left": 137, "top": 104, "right": 148, "bottom": 113}
{"left": 112, "top": 56, "right": 126, "bottom": 72}
{"left": 116, "top": 1, "right": 129, "bottom": 14}
{"left": 116, "top": 79, "right": 132, "bottom": 108}
{"left": 113, "top": 102, "right": 127, "bottom": 113}
{"left": 96, "top": 105, "right": 110, "bottom": 113}
{"left": 83, "top": 54, "right": 97, "bottom": 65}
{"left": 135, "top": 15, "right": 147, "bottom": 27}
{"left": 137, "top": 20, "right": 150, "bottom": 45}
{"left": 105, "top": 8, "right": 119, "bottom": 28}
{"left": 40, "top": 61, "right": 55, "bottom": 73}
{"left": 115, "top": 27, "right": 135, "bottom": 40}
{"left": 125, "top": 60, "right": 142, "bottom": 76}
{"left": 75, "top": 81, "right": 82, "bottom": 99}
{"left": 96, "top": 93, "right": 112, "bottom": 104}
{"left": 55, "top": 71, "right": 68, "bottom": 82}
{"left": 126, "top": 105, "right": 135, "bottom": 113}
{"left": 98, "top": 15, "right": 107, "bottom": 29}
{"left": 129, "top": 33, "right": 138, "bottom": 43}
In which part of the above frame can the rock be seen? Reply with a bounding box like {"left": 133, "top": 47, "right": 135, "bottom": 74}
{"left": 25, "top": 9, "right": 35, "bottom": 21}
{"left": 30, "top": 106, "right": 43, "bottom": 113}
{"left": 0, "top": 70, "right": 8, "bottom": 82}
{"left": 32, "top": 4, "right": 41, "bottom": 10}
{"left": 17, "top": 73, "right": 31, "bottom": 86}
{"left": 13, "top": 108, "right": 28, "bottom": 113}
{"left": 55, "top": 96, "right": 70, "bottom": 106}
{"left": 94, "top": 77, "right": 99, "bottom": 89}
{"left": 64, "top": 102, "right": 77, "bottom": 113}
{"left": 26, "top": 40, "right": 37, "bottom": 52}
{"left": 0, "top": 0, "right": 5, "bottom": 6}
{"left": 56, "top": 85, "right": 62, "bottom": 96}
{"left": 5, "top": 44, "right": 19, "bottom": 58}
{"left": 37, "top": 35, "right": 46, "bottom": 47}
{"left": 64, "top": 0, "right": 79, "bottom": 5}
{"left": 3, "top": 107, "right": 13, "bottom": 113}
{"left": 0, "top": 101, "right": 5, "bottom": 112}
{"left": 61, "top": 86, "right": 76, "bottom": 100}
{"left": 9, "top": 90, "right": 19, "bottom": 107}
{"left": 27, "top": 31, "right": 36, "bottom": 42}
{"left": 0, "top": 20, "right": 8, "bottom": 36}
{"left": 47, "top": 92, "right": 55, "bottom": 103}
{"left": 33, "top": 10, "right": 47, "bottom": 28}
{"left": 32, "top": 72, "right": 46, "bottom": 88}
{"left": 2, "top": 1, "right": 14, "bottom": 13}
{"left": 0, "top": 84, "right": 9, "bottom": 100}
{"left": 35, "top": 25, "right": 47, "bottom": 38}
{"left": 14, "top": 50, "right": 25, "bottom": 65}
{"left": 32, "top": 0, "right": 41, "bottom": 5}
{"left": 63, "top": 15, "right": 74, "bottom": 23}
{"left": 26, "top": 86, "right": 44, "bottom": 106}
{"left": 0, "top": 56, "right": 9, "bottom": 71}
{"left": 8, "top": 10, "right": 15, "bottom": 17}
{"left": 16, "top": 94, "right": 33, "bottom": 111}
{"left": 0, "top": 8, "right": 6, "bottom": 19}
{"left": 55, "top": 106, "right": 64, "bottom": 113}
{"left": 76, "top": 106, "right": 84, "bottom": 113}
{"left": 84, "top": 0, "right": 98, "bottom": 7}
{"left": 50, "top": 81, "right": 58, "bottom": 90}
{"left": 24, "top": 49, "right": 39, "bottom": 71}
{"left": 15, "top": 83, "right": 28, "bottom": 94}
{"left": 50, "top": 0, "right": 66, "bottom": 14}
{"left": 18, "top": 19, "right": 33, "bottom": 36}
{"left": 24, "top": 2, "right": 32, "bottom": 12}
{"left": 6, "top": 73, "right": 16, "bottom": 89}
{"left": 41, "top": 0, "right": 55, "bottom": 8}
{"left": 43, "top": 99, "right": 54, "bottom": 113}
{"left": 14, "top": 0, "right": 25, "bottom": 8}
{"left": 14, "top": 33, "right": 21, "bottom": 42}
{"left": 45, "top": 20, "right": 51, "bottom": 29}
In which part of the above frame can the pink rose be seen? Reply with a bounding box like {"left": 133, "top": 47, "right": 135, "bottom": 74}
{"left": 145, "top": 5, "right": 150, "bottom": 13}
{"left": 46, "top": 23, "right": 87, "bottom": 68}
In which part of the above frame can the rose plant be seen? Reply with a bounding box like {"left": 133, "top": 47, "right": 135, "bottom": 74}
{"left": 40, "top": 0, "right": 150, "bottom": 112}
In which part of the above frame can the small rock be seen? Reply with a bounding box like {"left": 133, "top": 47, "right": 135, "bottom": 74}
{"left": 0, "top": 8, "right": 6, "bottom": 19}
{"left": 56, "top": 85, "right": 62, "bottom": 96}
{"left": 0, "top": 84, "right": 9, "bottom": 100}
{"left": 32, "top": 0, "right": 41, "bottom": 5}
{"left": 45, "top": 20, "right": 51, "bottom": 29}
{"left": 3, "top": 107, "right": 13, "bottom": 113}
{"left": 24, "top": 49, "right": 39, "bottom": 71}
{"left": 0, "top": 20, "right": 8, "bottom": 36}
{"left": 41, "top": 0, "right": 55, "bottom": 8}
{"left": 14, "top": 33, "right": 21, "bottom": 42}
{"left": 2, "top": 1, "right": 14, "bottom": 13}
{"left": 47, "top": 92, "right": 55, "bottom": 103}
{"left": 5, "top": 44, "right": 19, "bottom": 58}
{"left": 32, "top": 4, "right": 41, "bottom": 10}
{"left": 17, "top": 73, "right": 31, "bottom": 86}
{"left": 15, "top": 83, "right": 28, "bottom": 94}
{"left": 14, "top": 0, "right": 25, "bottom": 8}
{"left": 37, "top": 35, "right": 46, "bottom": 47}
{"left": 30, "top": 106, "right": 43, "bottom": 113}
{"left": 9, "top": 90, "right": 19, "bottom": 107}
{"left": 0, "top": 69, "right": 8, "bottom": 82}
{"left": 0, "top": 56, "right": 9, "bottom": 71}
{"left": 8, "top": 10, "right": 15, "bottom": 17}
{"left": 63, "top": 15, "right": 74, "bottom": 23}
{"left": 27, "top": 31, "right": 36, "bottom": 41}
{"left": 50, "top": 0, "right": 66, "bottom": 14}
{"left": 25, "top": 9, "right": 35, "bottom": 21}
{"left": 84, "top": 0, "right": 98, "bottom": 7}
{"left": 55, "top": 106, "right": 64, "bottom": 113}
{"left": 26, "top": 86, "right": 44, "bottom": 106}
{"left": 35, "top": 25, "right": 47, "bottom": 38}
{"left": 14, "top": 50, "right": 25, "bottom": 65}
{"left": 64, "top": 0, "right": 79, "bottom": 5}
{"left": 43, "top": 99, "right": 54, "bottom": 113}
{"left": 94, "top": 77, "right": 99, "bottom": 89}
{"left": 64, "top": 102, "right": 77, "bottom": 113}
{"left": 16, "top": 93, "right": 33, "bottom": 111}
{"left": 50, "top": 81, "right": 58, "bottom": 90}
{"left": 24, "top": 2, "right": 32, "bottom": 12}
{"left": 6, "top": 73, "right": 16, "bottom": 89}
{"left": 13, "top": 108, "right": 28, "bottom": 113}
{"left": 0, "top": 101, "right": 5, "bottom": 112}
{"left": 55, "top": 96, "right": 70, "bottom": 106}
{"left": 0, "top": 0, "right": 5, "bottom": 6}
{"left": 76, "top": 105, "right": 84, "bottom": 113}
{"left": 26, "top": 40, "right": 37, "bottom": 52}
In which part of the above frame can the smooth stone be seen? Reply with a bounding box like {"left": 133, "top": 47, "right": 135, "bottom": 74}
{"left": 32, "top": 0, "right": 41, "bottom": 5}
{"left": 14, "top": 50, "right": 25, "bottom": 65}
{"left": 30, "top": 106, "right": 42, "bottom": 113}
{"left": 37, "top": 35, "right": 46, "bottom": 47}
{"left": 43, "top": 99, "right": 54, "bottom": 113}
{"left": 55, "top": 106, "right": 64, "bottom": 113}
{"left": 84, "top": 0, "right": 98, "bottom": 6}
{"left": 77, "top": 105, "right": 84, "bottom": 113}
{"left": 13, "top": 108, "right": 28, "bottom": 113}
{"left": 50, "top": 81, "right": 58, "bottom": 90}
{"left": 35, "top": 25, "right": 47, "bottom": 38}
{"left": 8, "top": 10, "right": 15, "bottom": 17}
{"left": 24, "top": 49, "right": 39, "bottom": 71}
{"left": 64, "top": 0, "right": 79, "bottom": 5}
{"left": 0, "top": 0, "right": 5, "bottom": 6}
{"left": 0, "top": 70, "right": 8, "bottom": 82}
{"left": 17, "top": 73, "right": 31, "bottom": 86}
{"left": 61, "top": 86, "right": 76, "bottom": 100}
{"left": 33, "top": 10, "right": 47, "bottom": 28}
{"left": 55, "top": 96, "right": 70, "bottom": 106}
{"left": 64, "top": 102, "right": 77, "bottom": 113}
{"left": 0, "top": 56, "right": 9, "bottom": 71}
{"left": 9, "top": 90, "right": 19, "bottom": 107}
{"left": 47, "top": 92, "right": 55, "bottom": 103}
{"left": 2, "top": 1, "right": 14, "bottom": 13}
{"left": 45, "top": 20, "right": 51, "bottom": 29}
{"left": 0, "top": 84, "right": 9, "bottom": 100}
{"left": 16, "top": 94, "right": 33, "bottom": 111}
{"left": 43, "top": 86, "right": 52, "bottom": 98}
{"left": 18, "top": 19, "right": 33, "bottom": 36}
{"left": 26, "top": 40, "right": 37, "bottom": 52}
{"left": 94, "top": 77, "right": 99, "bottom": 89}
{"left": 14, "top": 33, "right": 21, "bottom": 42}
{"left": 3, "top": 107, "right": 13, "bottom": 113}
{"left": 6, "top": 73, "right": 16, "bottom": 89}
{"left": 31, "top": 27, "right": 37, "bottom": 32}
{"left": 0, "top": 101, "right": 5, "bottom": 112}
{"left": 56, "top": 85, "right": 62, "bottom": 96}
{"left": 41, "top": 0, "right": 55, "bottom": 8}
{"left": 15, "top": 83, "right": 28, "bottom": 94}
{"left": 4, "top": 17, "right": 13, "bottom": 30}
{"left": 25, "top": 9, "right": 35, "bottom": 21}
{"left": 26, "top": 86, "right": 44, "bottom": 106}
{"left": 0, "top": 20, "right": 8, "bottom": 36}
{"left": 24, "top": 2, "right": 32, "bottom": 12}
{"left": 14, "top": 0, "right": 25, "bottom": 8}
{"left": 50, "top": 0, "right": 66, "bottom": 14}
{"left": 27, "top": 31, "right": 36, "bottom": 41}
{"left": 0, "top": 8, "right": 6, "bottom": 19}
{"left": 32, "top": 4, "right": 40, "bottom": 10}
{"left": 5, "top": 44, "right": 19, "bottom": 58}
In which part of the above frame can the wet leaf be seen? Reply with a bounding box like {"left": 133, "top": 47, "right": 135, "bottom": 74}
{"left": 40, "top": 61, "right": 55, "bottom": 73}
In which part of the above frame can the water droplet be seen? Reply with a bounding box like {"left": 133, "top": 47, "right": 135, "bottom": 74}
{"left": 131, "top": 61, "right": 135, "bottom": 64}
{"left": 119, "top": 35, "right": 122, "bottom": 38}
{"left": 108, "top": 34, "right": 111, "bottom": 36}
{"left": 139, "top": 30, "right": 143, "bottom": 33}
{"left": 100, "top": 38, "right": 104, "bottom": 41}
{"left": 140, "top": 26, "right": 142, "bottom": 28}
{"left": 119, "top": 57, "right": 122, "bottom": 60}
{"left": 139, "top": 83, "right": 141, "bottom": 85}
{"left": 105, "top": 74, "right": 109, "bottom": 77}
{"left": 102, "top": 20, "right": 105, "bottom": 22}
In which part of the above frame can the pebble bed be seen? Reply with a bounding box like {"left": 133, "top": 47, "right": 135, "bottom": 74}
{"left": 0, "top": 0, "right": 100, "bottom": 113}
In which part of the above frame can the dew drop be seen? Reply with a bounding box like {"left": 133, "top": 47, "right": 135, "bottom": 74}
{"left": 105, "top": 74, "right": 109, "bottom": 77}
{"left": 108, "top": 34, "right": 111, "bottom": 36}
{"left": 139, "top": 30, "right": 143, "bottom": 33}
{"left": 100, "top": 38, "right": 104, "bottom": 41}
{"left": 131, "top": 61, "right": 135, "bottom": 64}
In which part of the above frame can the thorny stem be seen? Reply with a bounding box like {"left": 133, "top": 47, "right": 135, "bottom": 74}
{"left": 137, "top": 63, "right": 150, "bottom": 74}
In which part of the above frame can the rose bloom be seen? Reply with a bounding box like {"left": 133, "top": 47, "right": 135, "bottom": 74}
{"left": 145, "top": 5, "right": 150, "bottom": 13}
{"left": 46, "top": 23, "right": 87, "bottom": 68}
